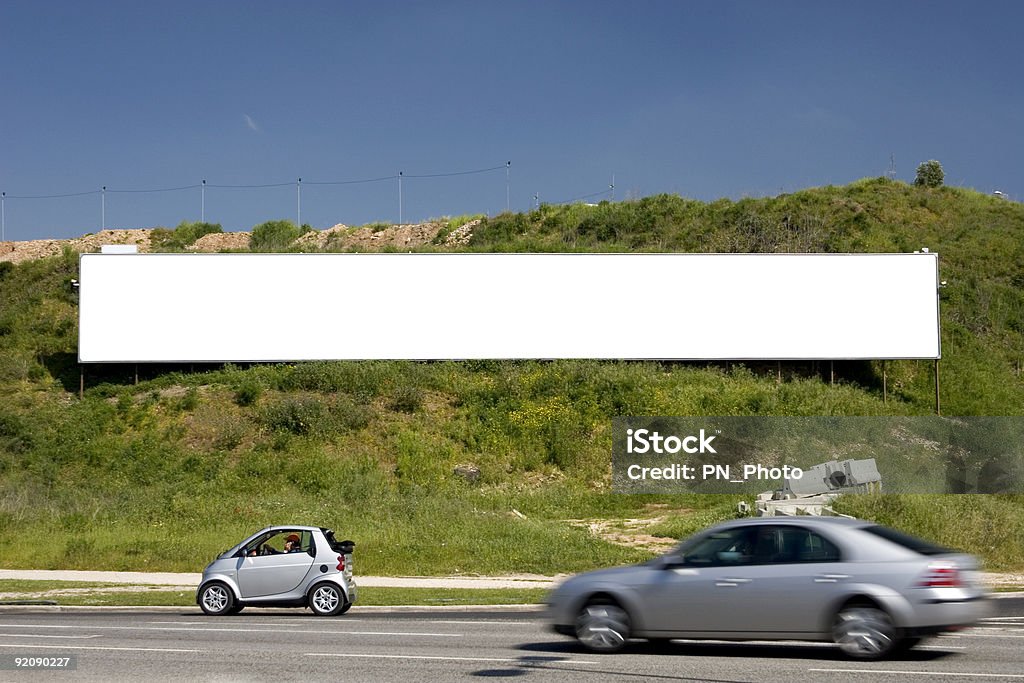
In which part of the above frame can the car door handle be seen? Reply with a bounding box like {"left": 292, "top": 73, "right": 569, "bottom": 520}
{"left": 715, "top": 577, "right": 752, "bottom": 587}
{"left": 814, "top": 573, "right": 850, "bottom": 583}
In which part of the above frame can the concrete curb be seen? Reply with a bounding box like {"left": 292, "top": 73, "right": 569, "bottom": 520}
{"left": 0, "top": 569, "right": 559, "bottom": 590}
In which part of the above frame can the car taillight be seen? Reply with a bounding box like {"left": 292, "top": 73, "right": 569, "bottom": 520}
{"left": 337, "top": 554, "right": 345, "bottom": 572}
{"left": 917, "top": 564, "right": 962, "bottom": 588}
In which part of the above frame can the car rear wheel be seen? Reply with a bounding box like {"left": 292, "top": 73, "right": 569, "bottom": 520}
{"left": 199, "top": 582, "right": 236, "bottom": 616}
{"left": 575, "top": 600, "right": 630, "bottom": 653}
{"left": 308, "top": 583, "right": 347, "bottom": 616}
{"left": 833, "top": 604, "right": 898, "bottom": 660}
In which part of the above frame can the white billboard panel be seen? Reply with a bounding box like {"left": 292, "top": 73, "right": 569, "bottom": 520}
{"left": 78, "top": 253, "right": 940, "bottom": 362}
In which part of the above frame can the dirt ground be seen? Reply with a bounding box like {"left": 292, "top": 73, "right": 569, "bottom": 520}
{"left": 0, "top": 219, "right": 480, "bottom": 264}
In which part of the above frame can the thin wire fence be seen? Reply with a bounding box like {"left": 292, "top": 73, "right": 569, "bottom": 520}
{"left": 0, "top": 162, "right": 616, "bottom": 241}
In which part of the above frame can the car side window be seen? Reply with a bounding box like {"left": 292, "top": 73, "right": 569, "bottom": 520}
{"left": 243, "top": 530, "right": 312, "bottom": 557}
{"left": 683, "top": 528, "right": 754, "bottom": 567}
{"left": 753, "top": 526, "right": 842, "bottom": 564}
{"left": 790, "top": 528, "right": 841, "bottom": 563}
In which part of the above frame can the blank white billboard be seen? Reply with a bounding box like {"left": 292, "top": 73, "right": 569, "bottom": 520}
{"left": 78, "top": 253, "right": 940, "bottom": 362}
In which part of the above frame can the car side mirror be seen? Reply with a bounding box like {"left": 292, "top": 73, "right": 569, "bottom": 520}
{"left": 660, "top": 554, "right": 686, "bottom": 569}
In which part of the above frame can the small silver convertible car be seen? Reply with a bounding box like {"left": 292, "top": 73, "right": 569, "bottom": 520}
{"left": 548, "top": 517, "right": 991, "bottom": 659}
{"left": 197, "top": 525, "right": 356, "bottom": 616}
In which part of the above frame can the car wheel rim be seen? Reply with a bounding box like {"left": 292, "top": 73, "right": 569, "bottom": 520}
{"left": 203, "top": 585, "right": 228, "bottom": 613}
{"left": 576, "top": 604, "right": 629, "bottom": 651}
{"left": 313, "top": 586, "right": 339, "bottom": 613}
{"left": 834, "top": 607, "right": 895, "bottom": 658}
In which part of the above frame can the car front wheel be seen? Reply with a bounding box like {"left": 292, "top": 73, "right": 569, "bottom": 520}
{"left": 308, "top": 583, "right": 347, "bottom": 616}
{"left": 199, "top": 582, "right": 236, "bottom": 616}
{"left": 833, "top": 604, "right": 898, "bottom": 660}
{"left": 575, "top": 600, "right": 630, "bottom": 653}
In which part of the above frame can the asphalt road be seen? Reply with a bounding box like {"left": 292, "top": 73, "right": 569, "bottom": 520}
{"left": 0, "top": 602, "right": 1022, "bottom": 682}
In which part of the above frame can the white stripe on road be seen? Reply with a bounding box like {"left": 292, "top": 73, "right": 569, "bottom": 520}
{"left": 810, "top": 669, "right": 1024, "bottom": 679}
{"left": 0, "top": 634, "right": 102, "bottom": 640}
{"left": 0, "top": 644, "right": 199, "bottom": 653}
{"left": 306, "top": 653, "right": 597, "bottom": 665}
{"left": 428, "top": 620, "right": 533, "bottom": 626}
{"left": 147, "top": 628, "right": 464, "bottom": 637}
{"left": 0, "top": 624, "right": 460, "bottom": 637}
{"left": 972, "top": 627, "right": 1024, "bottom": 631}
{"left": 148, "top": 620, "right": 365, "bottom": 625}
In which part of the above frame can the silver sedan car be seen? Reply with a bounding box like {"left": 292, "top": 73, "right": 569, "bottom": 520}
{"left": 548, "top": 517, "right": 991, "bottom": 659}
{"left": 197, "top": 526, "right": 356, "bottom": 616}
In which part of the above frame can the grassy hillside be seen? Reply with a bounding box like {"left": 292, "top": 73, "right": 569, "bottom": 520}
{"left": 1, "top": 178, "right": 1022, "bottom": 574}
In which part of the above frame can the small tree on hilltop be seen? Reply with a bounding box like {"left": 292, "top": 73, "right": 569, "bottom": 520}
{"left": 915, "top": 160, "right": 945, "bottom": 188}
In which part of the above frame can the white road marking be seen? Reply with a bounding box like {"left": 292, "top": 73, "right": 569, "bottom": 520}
{"left": 427, "top": 620, "right": 533, "bottom": 626}
{"left": 0, "top": 644, "right": 199, "bottom": 653}
{"left": 0, "top": 624, "right": 460, "bottom": 637}
{"left": 809, "top": 669, "right": 1024, "bottom": 679}
{"left": 148, "top": 620, "right": 364, "bottom": 626}
{"left": 955, "top": 632, "right": 1024, "bottom": 639}
{"left": 306, "top": 653, "right": 597, "bottom": 665}
{"left": 972, "top": 626, "right": 1024, "bottom": 632}
{"left": 0, "top": 634, "right": 102, "bottom": 639}
{"left": 917, "top": 645, "right": 967, "bottom": 650}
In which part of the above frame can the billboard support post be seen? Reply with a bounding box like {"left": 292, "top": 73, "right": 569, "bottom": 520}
{"left": 882, "top": 360, "right": 888, "bottom": 403}
{"left": 935, "top": 359, "right": 941, "bottom": 415}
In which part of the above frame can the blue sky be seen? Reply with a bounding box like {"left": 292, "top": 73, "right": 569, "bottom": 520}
{"left": 1, "top": 1, "right": 1021, "bottom": 241}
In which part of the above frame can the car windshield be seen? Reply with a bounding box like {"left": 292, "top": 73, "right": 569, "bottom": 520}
{"left": 863, "top": 525, "right": 953, "bottom": 556}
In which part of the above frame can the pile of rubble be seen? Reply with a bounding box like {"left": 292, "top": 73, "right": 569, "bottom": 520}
{"left": 0, "top": 219, "right": 481, "bottom": 264}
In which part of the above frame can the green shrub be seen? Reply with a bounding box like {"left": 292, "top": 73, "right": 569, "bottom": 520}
{"left": 331, "top": 395, "right": 373, "bottom": 432}
{"left": 258, "top": 395, "right": 371, "bottom": 437}
{"left": 177, "top": 387, "right": 199, "bottom": 411}
{"left": 150, "top": 221, "right": 223, "bottom": 251}
{"left": 389, "top": 384, "right": 424, "bottom": 413}
{"left": 260, "top": 397, "right": 330, "bottom": 436}
{"left": 0, "top": 412, "right": 34, "bottom": 454}
{"left": 233, "top": 380, "right": 263, "bottom": 407}
{"left": 250, "top": 220, "right": 302, "bottom": 252}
